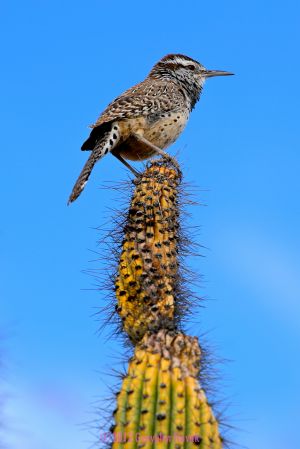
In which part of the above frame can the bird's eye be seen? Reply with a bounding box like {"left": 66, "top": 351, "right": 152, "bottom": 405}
{"left": 187, "top": 64, "right": 195, "bottom": 71}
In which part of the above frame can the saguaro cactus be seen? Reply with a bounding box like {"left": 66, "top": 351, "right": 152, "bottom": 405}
{"left": 106, "top": 159, "right": 223, "bottom": 447}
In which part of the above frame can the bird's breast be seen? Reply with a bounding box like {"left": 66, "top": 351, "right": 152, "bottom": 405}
{"left": 116, "top": 112, "right": 189, "bottom": 161}
{"left": 144, "top": 111, "right": 189, "bottom": 148}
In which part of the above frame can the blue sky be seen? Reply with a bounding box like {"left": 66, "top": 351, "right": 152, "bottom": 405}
{"left": 1, "top": 0, "right": 300, "bottom": 448}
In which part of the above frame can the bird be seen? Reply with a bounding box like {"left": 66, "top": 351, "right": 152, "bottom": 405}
{"left": 68, "top": 54, "right": 233, "bottom": 204}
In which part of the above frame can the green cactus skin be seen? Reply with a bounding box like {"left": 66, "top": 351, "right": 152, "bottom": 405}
{"left": 111, "top": 330, "right": 223, "bottom": 449}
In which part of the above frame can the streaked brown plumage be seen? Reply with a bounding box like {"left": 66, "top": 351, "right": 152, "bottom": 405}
{"left": 68, "top": 54, "right": 233, "bottom": 204}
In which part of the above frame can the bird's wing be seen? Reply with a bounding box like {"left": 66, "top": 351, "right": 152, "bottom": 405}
{"left": 81, "top": 81, "right": 183, "bottom": 150}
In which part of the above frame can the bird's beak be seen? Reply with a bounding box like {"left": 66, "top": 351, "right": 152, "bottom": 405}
{"left": 203, "top": 70, "right": 234, "bottom": 78}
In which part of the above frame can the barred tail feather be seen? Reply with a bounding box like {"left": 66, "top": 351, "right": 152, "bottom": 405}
{"left": 68, "top": 124, "right": 121, "bottom": 204}
{"left": 67, "top": 150, "right": 101, "bottom": 204}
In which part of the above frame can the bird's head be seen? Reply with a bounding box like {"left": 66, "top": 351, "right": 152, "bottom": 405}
{"left": 149, "top": 54, "right": 233, "bottom": 109}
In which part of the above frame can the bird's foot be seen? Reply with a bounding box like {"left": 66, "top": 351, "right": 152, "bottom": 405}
{"left": 159, "top": 152, "right": 182, "bottom": 176}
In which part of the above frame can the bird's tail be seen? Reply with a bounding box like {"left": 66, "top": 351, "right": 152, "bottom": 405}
{"left": 67, "top": 149, "right": 102, "bottom": 204}
{"left": 68, "top": 125, "right": 121, "bottom": 204}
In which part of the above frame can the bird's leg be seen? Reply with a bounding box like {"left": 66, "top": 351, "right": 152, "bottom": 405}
{"left": 132, "top": 133, "right": 182, "bottom": 174}
{"left": 112, "top": 152, "right": 141, "bottom": 177}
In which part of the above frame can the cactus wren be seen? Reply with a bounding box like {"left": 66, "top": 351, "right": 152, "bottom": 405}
{"left": 68, "top": 54, "right": 233, "bottom": 204}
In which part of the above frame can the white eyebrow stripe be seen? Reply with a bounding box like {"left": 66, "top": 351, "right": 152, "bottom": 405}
{"left": 162, "top": 56, "right": 196, "bottom": 66}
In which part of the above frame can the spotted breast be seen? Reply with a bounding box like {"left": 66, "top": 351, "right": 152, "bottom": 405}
{"left": 115, "top": 110, "right": 189, "bottom": 161}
